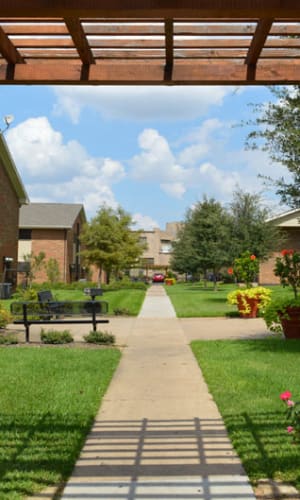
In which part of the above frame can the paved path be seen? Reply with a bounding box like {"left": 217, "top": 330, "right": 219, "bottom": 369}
{"left": 61, "top": 286, "right": 256, "bottom": 500}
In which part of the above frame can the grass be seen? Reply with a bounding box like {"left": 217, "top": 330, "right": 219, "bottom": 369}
{"left": 191, "top": 337, "right": 300, "bottom": 490}
{"left": 165, "top": 282, "right": 295, "bottom": 317}
{"left": 1, "top": 288, "right": 146, "bottom": 316}
{"left": 0, "top": 347, "right": 121, "bottom": 499}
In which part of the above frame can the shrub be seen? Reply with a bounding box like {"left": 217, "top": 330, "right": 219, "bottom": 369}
{"left": 0, "top": 304, "right": 12, "bottom": 328}
{"left": 0, "top": 334, "right": 18, "bottom": 344}
{"left": 113, "top": 307, "right": 131, "bottom": 316}
{"left": 84, "top": 330, "right": 115, "bottom": 344}
{"left": 40, "top": 329, "right": 74, "bottom": 344}
{"left": 12, "top": 287, "right": 38, "bottom": 301}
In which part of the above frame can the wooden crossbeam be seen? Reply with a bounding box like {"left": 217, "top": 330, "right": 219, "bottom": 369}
{"left": 0, "top": 1, "right": 300, "bottom": 18}
{"left": 245, "top": 18, "right": 273, "bottom": 66}
{"left": 164, "top": 18, "right": 173, "bottom": 81}
{"left": 64, "top": 17, "right": 95, "bottom": 64}
{"left": 0, "top": 25, "right": 24, "bottom": 63}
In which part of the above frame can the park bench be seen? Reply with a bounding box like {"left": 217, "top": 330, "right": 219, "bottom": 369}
{"left": 10, "top": 290, "right": 109, "bottom": 343}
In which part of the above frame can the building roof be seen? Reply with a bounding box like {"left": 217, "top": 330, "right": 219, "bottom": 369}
{"left": 268, "top": 208, "right": 300, "bottom": 227}
{"left": 0, "top": 134, "right": 29, "bottom": 205}
{"left": 19, "top": 203, "right": 86, "bottom": 229}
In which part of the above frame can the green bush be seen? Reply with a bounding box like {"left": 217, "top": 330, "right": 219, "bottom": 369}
{"left": 0, "top": 334, "right": 18, "bottom": 345}
{"left": 0, "top": 304, "right": 12, "bottom": 328}
{"left": 40, "top": 329, "right": 74, "bottom": 344}
{"left": 84, "top": 330, "right": 115, "bottom": 344}
{"left": 113, "top": 307, "right": 131, "bottom": 315}
{"left": 12, "top": 287, "right": 38, "bottom": 301}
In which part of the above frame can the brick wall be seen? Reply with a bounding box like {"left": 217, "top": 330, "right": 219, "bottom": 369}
{"left": 259, "top": 228, "right": 300, "bottom": 284}
{"left": 0, "top": 161, "right": 19, "bottom": 283}
{"left": 31, "top": 229, "right": 67, "bottom": 283}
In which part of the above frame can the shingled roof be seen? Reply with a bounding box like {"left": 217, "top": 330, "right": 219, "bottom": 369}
{"left": 19, "top": 203, "right": 86, "bottom": 229}
{"left": 0, "top": 134, "right": 28, "bottom": 205}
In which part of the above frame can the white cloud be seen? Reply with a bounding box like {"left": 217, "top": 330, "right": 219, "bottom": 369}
{"left": 132, "top": 213, "right": 159, "bottom": 230}
{"left": 6, "top": 117, "right": 125, "bottom": 218}
{"left": 52, "top": 86, "right": 236, "bottom": 123}
{"left": 160, "top": 182, "right": 186, "bottom": 199}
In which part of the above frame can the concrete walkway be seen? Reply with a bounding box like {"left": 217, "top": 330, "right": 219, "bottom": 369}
{"left": 61, "top": 285, "right": 256, "bottom": 500}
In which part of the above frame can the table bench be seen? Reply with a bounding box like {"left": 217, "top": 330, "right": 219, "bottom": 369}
{"left": 10, "top": 296, "right": 109, "bottom": 343}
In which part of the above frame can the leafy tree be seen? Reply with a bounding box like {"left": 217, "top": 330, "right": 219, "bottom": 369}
{"left": 45, "top": 258, "right": 60, "bottom": 284}
{"left": 244, "top": 86, "right": 300, "bottom": 207}
{"left": 171, "top": 222, "right": 199, "bottom": 278}
{"left": 80, "top": 205, "right": 145, "bottom": 284}
{"left": 172, "top": 197, "right": 232, "bottom": 289}
{"left": 23, "top": 251, "right": 46, "bottom": 287}
{"left": 228, "top": 188, "right": 283, "bottom": 260}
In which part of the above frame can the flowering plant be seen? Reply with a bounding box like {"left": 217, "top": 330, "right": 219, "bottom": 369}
{"left": 280, "top": 391, "right": 300, "bottom": 443}
{"left": 274, "top": 249, "right": 300, "bottom": 299}
{"left": 264, "top": 250, "right": 300, "bottom": 333}
{"left": 229, "top": 251, "right": 259, "bottom": 287}
{"left": 227, "top": 286, "right": 272, "bottom": 315}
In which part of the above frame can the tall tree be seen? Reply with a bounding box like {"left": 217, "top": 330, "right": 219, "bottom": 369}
{"left": 229, "top": 188, "right": 283, "bottom": 260}
{"left": 80, "top": 206, "right": 145, "bottom": 283}
{"left": 171, "top": 197, "right": 232, "bottom": 288}
{"left": 245, "top": 85, "right": 300, "bottom": 207}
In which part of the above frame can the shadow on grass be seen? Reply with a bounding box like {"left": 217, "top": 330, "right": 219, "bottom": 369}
{"left": 0, "top": 411, "right": 94, "bottom": 499}
{"left": 231, "top": 337, "right": 300, "bottom": 353}
{"left": 223, "top": 410, "right": 300, "bottom": 490}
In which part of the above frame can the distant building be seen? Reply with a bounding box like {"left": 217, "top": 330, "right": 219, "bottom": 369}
{"left": 18, "top": 203, "right": 87, "bottom": 283}
{"left": 259, "top": 209, "right": 300, "bottom": 285}
{"left": 135, "top": 222, "right": 181, "bottom": 278}
{"left": 0, "top": 134, "right": 28, "bottom": 291}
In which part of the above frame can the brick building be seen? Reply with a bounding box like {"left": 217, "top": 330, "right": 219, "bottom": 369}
{"left": 134, "top": 222, "right": 181, "bottom": 279}
{"left": 0, "top": 134, "right": 28, "bottom": 290}
{"left": 259, "top": 209, "right": 300, "bottom": 285}
{"left": 18, "top": 203, "right": 87, "bottom": 284}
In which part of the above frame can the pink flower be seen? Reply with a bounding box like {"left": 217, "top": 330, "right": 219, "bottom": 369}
{"left": 287, "top": 426, "right": 294, "bottom": 433}
{"left": 228, "top": 267, "right": 234, "bottom": 275}
{"left": 287, "top": 399, "right": 295, "bottom": 407}
{"left": 280, "top": 391, "right": 292, "bottom": 401}
{"left": 250, "top": 254, "right": 256, "bottom": 260}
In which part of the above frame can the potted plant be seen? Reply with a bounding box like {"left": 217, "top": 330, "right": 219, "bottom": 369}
{"left": 227, "top": 252, "right": 271, "bottom": 318}
{"left": 264, "top": 249, "right": 300, "bottom": 338}
{"left": 228, "top": 286, "right": 272, "bottom": 318}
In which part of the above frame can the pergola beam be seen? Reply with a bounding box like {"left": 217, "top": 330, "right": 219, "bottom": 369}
{"left": 1, "top": 59, "right": 300, "bottom": 85}
{"left": 0, "top": 26, "right": 24, "bottom": 63}
{"left": 1, "top": 0, "right": 300, "bottom": 18}
{"left": 64, "top": 17, "right": 95, "bottom": 65}
{"left": 245, "top": 18, "right": 273, "bottom": 66}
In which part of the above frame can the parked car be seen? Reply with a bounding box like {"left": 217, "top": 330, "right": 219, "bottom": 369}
{"left": 152, "top": 273, "right": 165, "bottom": 283}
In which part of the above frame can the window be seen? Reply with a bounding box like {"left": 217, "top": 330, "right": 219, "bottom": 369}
{"left": 19, "top": 229, "right": 32, "bottom": 240}
{"left": 160, "top": 240, "right": 172, "bottom": 253}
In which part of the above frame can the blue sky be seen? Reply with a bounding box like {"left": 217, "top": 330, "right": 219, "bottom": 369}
{"left": 2, "top": 84, "right": 287, "bottom": 229}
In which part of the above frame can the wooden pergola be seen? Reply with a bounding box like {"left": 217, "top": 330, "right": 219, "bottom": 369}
{"left": 0, "top": 1, "right": 300, "bottom": 85}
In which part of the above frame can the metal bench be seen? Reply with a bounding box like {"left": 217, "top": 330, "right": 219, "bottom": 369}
{"left": 10, "top": 296, "right": 109, "bottom": 343}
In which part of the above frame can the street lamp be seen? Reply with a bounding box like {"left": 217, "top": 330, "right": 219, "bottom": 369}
{"left": 0, "top": 114, "right": 14, "bottom": 134}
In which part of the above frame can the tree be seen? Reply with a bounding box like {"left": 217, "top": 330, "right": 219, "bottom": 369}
{"left": 45, "top": 258, "right": 60, "bottom": 284}
{"left": 171, "top": 222, "right": 199, "bottom": 278}
{"left": 171, "top": 197, "right": 232, "bottom": 289}
{"left": 23, "top": 251, "right": 46, "bottom": 287}
{"left": 80, "top": 206, "right": 145, "bottom": 284}
{"left": 245, "top": 86, "right": 300, "bottom": 207}
{"left": 228, "top": 188, "right": 283, "bottom": 260}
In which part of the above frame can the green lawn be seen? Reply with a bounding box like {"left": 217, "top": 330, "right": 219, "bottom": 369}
{"left": 165, "top": 282, "right": 294, "bottom": 317}
{"left": 191, "top": 338, "right": 300, "bottom": 490}
{"left": 1, "top": 288, "right": 146, "bottom": 316}
{"left": 0, "top": 347, "right": 121, "bottom": 499}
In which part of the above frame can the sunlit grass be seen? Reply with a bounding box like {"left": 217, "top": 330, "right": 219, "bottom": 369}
{"left": 0, "top": 347, "right": 121, "bottom": 499}
{"left": 191, "top": 337, "right": 300, "bottom": 490}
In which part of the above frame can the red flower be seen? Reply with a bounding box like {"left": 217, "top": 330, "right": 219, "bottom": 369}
{"left": 250, "top": 254, "right": 256, "bottom": 260}
{"left": 281, "top": 249, "right": 294, "bottom": 256}
{"left": 228, "top": 267, "right": 234, "bottom": 275}
{"left": 280, "top": 391, "right": 292, "bottom": 401}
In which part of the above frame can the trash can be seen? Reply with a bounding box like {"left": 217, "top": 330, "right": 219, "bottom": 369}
{"left": 0, "top": 283, "right": 12, "bottom": 299}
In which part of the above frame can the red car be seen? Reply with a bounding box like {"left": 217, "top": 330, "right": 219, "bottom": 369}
{"left": 152, "top": 273, "right": 165, "bottom": 283}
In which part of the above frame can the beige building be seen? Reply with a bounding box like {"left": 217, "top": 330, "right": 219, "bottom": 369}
{"left": 259, "top": 209, "right": 300, "bottom": 285}
{"left": 135, "top": 222, "right": 181, "bottom": 279}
